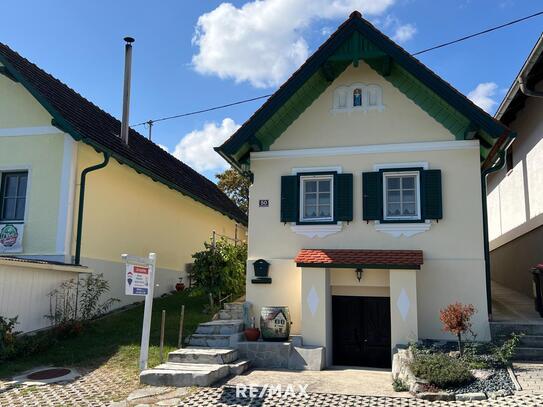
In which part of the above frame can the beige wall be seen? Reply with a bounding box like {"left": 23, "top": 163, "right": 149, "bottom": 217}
{"left": 487, "top": 81, "right": 543, "bottom": 249}
{"left": 245, "top": 60, "right": 490, "bottom": 348}
{"left": 0, "top": 258, "right": 86, "bottom": 333}
{"left": 487, "top": 81, "right": 543, "bottom": 297}
{"left": 0, "top": 73, "right": 71, "bottom": 259}
{"left": 75, "top": 143, "right": 245, "bottom": 304}
{"left": 270, "top": 63, "right": 455, "bottom": 151}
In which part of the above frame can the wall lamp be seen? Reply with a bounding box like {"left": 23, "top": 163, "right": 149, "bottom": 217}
{"left": 355, "top": 268, "right": 364, "bottom": 282}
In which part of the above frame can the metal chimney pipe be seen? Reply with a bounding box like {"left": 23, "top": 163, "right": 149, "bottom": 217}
{"left": 120, "top": 36, "right": 135, "bottom": 144}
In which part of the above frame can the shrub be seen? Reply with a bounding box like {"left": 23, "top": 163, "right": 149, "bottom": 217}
{"left": 46, "top": 273, "right": 119, "bottom": 337}
{"left": 392, "top": 378, "right": 409, "bottom": 392}
{"left": 492, "top": 332, "right": 523, "bottom": 366}
{"left": 191, "top": 238, "right": 247, "bottom": 303}
{"left": 410, "top": 353, "right": 474, "bottom": 389}
{"left": 0, "top": 315, "right": 20, "bottom": 359}
{"left": 439, "top": 302, "right": 476, "bottom": 355}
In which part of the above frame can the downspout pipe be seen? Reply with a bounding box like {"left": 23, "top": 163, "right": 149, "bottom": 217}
{"left": 481, "top": 149, "right": 506, "bottom": 320}
{"left": 74, "top": 152, "right": 110, "bottom": 265}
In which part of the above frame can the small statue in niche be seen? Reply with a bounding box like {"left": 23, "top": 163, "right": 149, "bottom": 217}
{"left": 353, "top": 88, "right": 362, "bottom": 107}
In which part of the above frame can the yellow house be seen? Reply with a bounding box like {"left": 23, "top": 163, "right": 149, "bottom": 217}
{"left": 0, "top": 42, "right": 246, "bottom": 333}
{"left": 217, "top": 12, "right": 513, "bottom": 368}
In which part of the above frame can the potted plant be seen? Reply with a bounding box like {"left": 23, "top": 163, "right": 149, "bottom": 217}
{"left": 175, "top": 277, "right": 185, "bottom": 292}
{"left": 244, "top": 317, "right": 260, "bottom": 341}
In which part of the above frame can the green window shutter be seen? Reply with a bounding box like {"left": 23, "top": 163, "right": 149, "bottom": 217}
{"left": 362, "top": 171, "right": 383, "bottom": 221}
{"left": 334, "top": 173, "right": 353, "bottom": 221}
{"left": 280, "top": 175, "right": 298, "bottom": 222}
{"left": 421, "top": 169, "right": 443, "bottom": 220}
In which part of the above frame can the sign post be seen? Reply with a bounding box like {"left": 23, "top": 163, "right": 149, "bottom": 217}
{"left": 122, "top": 252, "right": 156, "bottom": 371}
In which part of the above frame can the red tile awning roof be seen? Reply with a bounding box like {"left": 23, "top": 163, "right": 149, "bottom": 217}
{"left": 295, "top": 249, "right": 423, "bottom": 270}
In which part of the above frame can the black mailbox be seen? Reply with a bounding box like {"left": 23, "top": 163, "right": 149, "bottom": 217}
{"left": 253, "top": 259, "right": 270, "bottom": 277}
{"left": 252, "top": 259, "right": 272, "bottom": 284}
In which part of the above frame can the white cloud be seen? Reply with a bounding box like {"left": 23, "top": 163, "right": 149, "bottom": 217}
{"left": 192, "top": 0, "right": 396, "bottom": 88}
{"left": 172, "top": 118, "right": 240, "bottom": 173}
{"left": 467, "top": 82, "right": 498, "bottom": 113}
{"left": 392, "top": 23, "right": 417, "bottom": 43}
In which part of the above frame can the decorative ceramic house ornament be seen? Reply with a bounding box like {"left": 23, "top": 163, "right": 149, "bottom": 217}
{"left": 260, "top": 306, "right": 291, "bottom": 341}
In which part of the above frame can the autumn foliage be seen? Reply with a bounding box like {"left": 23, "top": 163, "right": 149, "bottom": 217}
{"left": 439, "top": 302, "right": 476, "bottom": 355}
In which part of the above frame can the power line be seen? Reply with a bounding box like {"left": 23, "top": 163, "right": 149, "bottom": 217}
{"left": 132, "top": 94, "right": 272, "bottom": 127}
{"left": 413, "top": 10, "right": 543, "bottom": 56}
{"left": 133, "top": 10, "right": 543, "bottom": 129}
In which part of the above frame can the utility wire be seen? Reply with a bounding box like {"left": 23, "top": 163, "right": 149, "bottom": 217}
{"left": 132, "top": 94, "right": 272, "bottom": 127}
{"left": 413, "top": 10, "right": 543, "bottom": 56}
{"left": 133, "top": 10, "right": 543, "bottom": 129}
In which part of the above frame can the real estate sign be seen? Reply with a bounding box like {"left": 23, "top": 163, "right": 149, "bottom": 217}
{"left": 125, "top": 263, "right": 150, "bottom": 296}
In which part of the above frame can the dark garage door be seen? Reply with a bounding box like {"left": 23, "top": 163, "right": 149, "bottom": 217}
{"left": 332, "top": 296, "right": 391, "bottom": 368}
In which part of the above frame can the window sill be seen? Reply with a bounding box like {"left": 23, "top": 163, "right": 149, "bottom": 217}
{"left": 374, "top": 220, "right": 431, "bottom": 237}
{"left": 290, "top": 223, "right": 343, "bottom": 238}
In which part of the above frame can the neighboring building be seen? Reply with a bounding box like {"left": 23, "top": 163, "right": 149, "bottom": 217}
{"left": 0, "top": 43, "right": 247, "bottom": 333}
{"left": 217, "top": 12, "right": 512, "bottom": 368}
{"left": 487, "top": 34, "right": 543, "bottom": 299}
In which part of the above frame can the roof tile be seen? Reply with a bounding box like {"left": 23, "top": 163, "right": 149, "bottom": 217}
{"left": 295, "top": 249, "right": 423, "bottom": 269}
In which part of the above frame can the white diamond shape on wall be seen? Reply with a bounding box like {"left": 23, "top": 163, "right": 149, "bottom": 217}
{"left": 307, "top": 286, "right": 319, "bottom": 316}
{"left": 397, "top": 288, "right": 410, "bottom": 321}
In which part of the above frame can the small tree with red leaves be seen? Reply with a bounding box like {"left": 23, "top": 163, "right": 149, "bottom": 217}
{"left": 440, "top": 303, "right": 476, "bottom": 355}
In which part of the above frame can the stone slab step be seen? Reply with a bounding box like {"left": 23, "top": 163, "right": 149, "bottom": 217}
{"left": 168, "top": 347, "right": 238, "bottom": 364}
{"left": 229, "top": 359, "right": 251, "bottom": 375}
{"left": 490, "top": 322, "right": 543, "bottom": 337}
{"left": 224, "top": 302, "right": 244, "bottom": 311}
{"left": 188, "top": 332, "right": 245, "bottom": 348}
{"left": 493, "top": 334, "right": 543, "bottom": 348}
{"left": 196, "top": 320, "right": 244, "bottom": 335}
{"left": 140, "top": 363, "right": 230, "bottom": 387}
{"left": 514, "top": 347, "right": 543, "bottom": 361}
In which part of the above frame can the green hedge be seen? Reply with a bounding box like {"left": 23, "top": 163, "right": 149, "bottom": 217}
{"left": 410, "top": 353, "right": 473, "bottom": 389}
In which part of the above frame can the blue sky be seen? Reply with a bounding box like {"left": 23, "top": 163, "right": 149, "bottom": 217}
{"left": 1, "top": 1, "right": 541, "bottom": 180}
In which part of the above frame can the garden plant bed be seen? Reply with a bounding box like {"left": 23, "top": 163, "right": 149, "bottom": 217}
{"left": 393, "top": 338, "right": 520, "bottom": 401}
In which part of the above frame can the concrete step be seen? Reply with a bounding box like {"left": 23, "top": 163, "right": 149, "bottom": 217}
{"left": 514, "top": 347, "right": 543, "bottom": 361}
{"left": 188, "top": 332, "right": 245, "bottom": 348}
{"left": 196, "top": 320, "right": 244, "bottom": 335}
{"left": 493, "top": 334, "right": 543, "bottom": 348}
{"left": 168, "top": 347, "right": 239, "bottom": 364}
{"left": 229, "top": 359, "right": 251, "bottom": 375}
{"left": 490, "top": 322, "right": 543, "bottom": 337}
{"left": 224, "top": 302, "right": 244, "bottom": 311}
{"left": 140, "top": 363, "right": 230, "bottom": 387}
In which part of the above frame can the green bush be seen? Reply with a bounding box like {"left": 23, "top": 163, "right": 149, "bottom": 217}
{"left": 392, "top": 378, "right": 409, "bottom": 392}
{"left": 492, "top": 332, "right": 523, "bottom": 366}
{"left": 410, "top": 353, "right": 474, "bottom": 389}
{"left": 191, "top": 238, "right": 247, "bottom": 302}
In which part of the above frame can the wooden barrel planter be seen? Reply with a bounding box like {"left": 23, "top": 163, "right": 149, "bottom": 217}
{"left": 260, "top": 306, "right": 291, "bottom": 341}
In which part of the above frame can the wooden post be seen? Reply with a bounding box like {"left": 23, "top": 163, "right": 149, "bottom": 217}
{"left": 159, "top": 309, "right": 166, "bottom": 363}
{"left": 178, "top": 305, "right": 185, "bottom": 348}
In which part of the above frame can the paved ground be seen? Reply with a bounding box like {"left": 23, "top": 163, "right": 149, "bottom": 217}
{"left": 0, "top": 364, "right": 139, "bottom": 407}
{"left": 174, "top": 387, "right": 543, "bottom": 406}
{"left": 226, "top": 367, "right": 410, "bottom": 397}
{"left": 2, "top": 363, "right": 543, "bottom": 406}
{"left": 512, "top": 362, "right": 543, "bottom": 393}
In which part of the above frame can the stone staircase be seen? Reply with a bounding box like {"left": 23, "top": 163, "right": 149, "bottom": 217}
{"left": 140, "top": 302, "right": 250, "bottom": 387}
{"left": 490, "top": 321, "right": 543, "bottom": 361}
{"left": 140, "top": 347, "right": 250, "bottom": 387}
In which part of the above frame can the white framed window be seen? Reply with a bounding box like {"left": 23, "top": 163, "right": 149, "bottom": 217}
{"left": 299, "top": 174, "right": 334, "bottom": 222}
{"left": 0, "top": 171, "right": 28, "bottom": 223}
{"left": 383, "top": 171, "right": 420, "bottom": 221}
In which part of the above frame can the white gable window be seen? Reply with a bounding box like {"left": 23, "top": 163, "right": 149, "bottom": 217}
{"left": 383, "top": 171, "right": 420, "bottom": 221}
{"left": 332, "top": 83, "right": 384, "bottom": 112}
{"left": 299, "top": 174, "right": 334, "bottom": 222}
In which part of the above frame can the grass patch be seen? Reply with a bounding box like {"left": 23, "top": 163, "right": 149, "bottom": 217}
{"left": 0, "top": 291, "right": 210, "bottom": 378}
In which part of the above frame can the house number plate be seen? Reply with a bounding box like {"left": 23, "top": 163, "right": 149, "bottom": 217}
{"left": 259, "top": 199, "right": 269, "bottom": 207}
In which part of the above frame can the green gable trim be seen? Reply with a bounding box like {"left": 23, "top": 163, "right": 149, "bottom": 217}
{"left": 217, "top": 14, "right": 511, "bottom": 171}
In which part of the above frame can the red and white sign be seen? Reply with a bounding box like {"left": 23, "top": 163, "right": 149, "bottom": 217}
{"left": 125, "top": 264, "right": 150, "bottom": 296}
